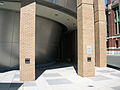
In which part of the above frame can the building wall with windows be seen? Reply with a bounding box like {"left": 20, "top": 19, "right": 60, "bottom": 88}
{"left": 106, "top": 0, "right": 120, "bottom": 55}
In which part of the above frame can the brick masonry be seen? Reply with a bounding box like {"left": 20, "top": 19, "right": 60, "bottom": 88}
{"left": 94, "top": 0, "right": 107, "bottom": 67}
{"left": 107, "top": 0, "right": 120, "bottom": 55}
{"left": 20, "top": 2, "right": 36, "bottom": 81}
{"left": 77, "top": 0, "right": 95, "bottom": 77}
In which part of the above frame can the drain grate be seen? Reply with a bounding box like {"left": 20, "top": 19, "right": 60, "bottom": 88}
{"left": 88, "top": 85, "right": 94, "bottom": 87}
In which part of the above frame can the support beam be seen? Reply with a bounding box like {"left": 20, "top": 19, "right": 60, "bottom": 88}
{"left": 94, "top": 0, "right": 107, "bottom": 67}
{"left": 77, "top": 0, "right": 95, "bottom": 77}
{"left": 20, "top": 1, "right": 36, "bottom": 81}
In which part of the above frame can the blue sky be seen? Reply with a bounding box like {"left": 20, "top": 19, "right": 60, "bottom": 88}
{"left": 104, "top": 0, "right": 108, "bottom": 4}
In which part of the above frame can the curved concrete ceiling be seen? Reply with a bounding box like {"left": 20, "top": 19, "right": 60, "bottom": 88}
{"left": 0, "top": 1, "right": 77, "bottom": 30}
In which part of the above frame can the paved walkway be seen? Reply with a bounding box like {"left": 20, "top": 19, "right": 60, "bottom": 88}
{"left": 0, "top": 65, "right": 120, "bottom": 90}
{"left": 108, "top": 55, "right": 120, "bottom": 68}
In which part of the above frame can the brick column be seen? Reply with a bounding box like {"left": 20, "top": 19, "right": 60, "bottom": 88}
{"left": 94, "top": 0, "right": 107, "bottom": 67}
{"left": 77, "top": 0, "right": 95, "bottom": 77}
{"left": 119, "top": 0, "right": 120, "bottom": 17}
{"left": 20, "top": 1, "right": 36, "bottom": 81}
{"left": 108, "top": 10, "right": 115, "bottom": 37}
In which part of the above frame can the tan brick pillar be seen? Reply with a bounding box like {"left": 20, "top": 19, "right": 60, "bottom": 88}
{"left": 77, "top": 0, "right": 95, "bottom": 77}
{"left": 119, "top": 0, "right": 120, "bottom": 16}
{"left": 20, "top": 1, "right": 36, "bottom": 81}
{"left": 94, "top": 0, "right": 107, "bottom": 67}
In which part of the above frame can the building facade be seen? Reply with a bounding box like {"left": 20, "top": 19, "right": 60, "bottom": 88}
{"left": 0, "top": 0, "right": 107, "bottom": 81}
{"left": 106, "top": 0, "right": 120, "bottom": 55}
{"left": 0, "top": 0, "right": 77, "bottom": 70}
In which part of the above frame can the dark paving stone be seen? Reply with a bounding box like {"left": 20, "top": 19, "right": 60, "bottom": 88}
{"left": 0, "top": 83, "right": 10, "bottom": 88}
{"left": 46, "top": 78, "right": 72, "bottom": 85}
{"left": 10, "top": 83, "right": 23, "bottom": 87}
{"left": 43, "top": 73, "right": 62, "bottom": 77}
{"left": 9, "top": 87, "right": 21, "bottom": 90}
{"left": 89, "top": 75, "right": 111, "bottom": 81}
{"left": 112, "top": 86, "right": 120, "bottom": 90}
{"left": 0, "top": 87, "right": 9, "bottom": 90}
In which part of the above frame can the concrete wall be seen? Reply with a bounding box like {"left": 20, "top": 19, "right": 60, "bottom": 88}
{"left": 0, "top": 9, "right": 63, "bottom": 69}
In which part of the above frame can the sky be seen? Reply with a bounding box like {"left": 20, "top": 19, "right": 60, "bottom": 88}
{"left": 104, "top": 0, "right": 108, "bottom": 4}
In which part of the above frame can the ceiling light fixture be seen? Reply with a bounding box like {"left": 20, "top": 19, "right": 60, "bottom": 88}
{"left": 55, "top": 14, "right": 58, "bottom": 16}
{"left": 67, "top": 19, "right": 70, "bottom": 21}
{"left": 73, "top": 23, "right": 76, "bottom": 26}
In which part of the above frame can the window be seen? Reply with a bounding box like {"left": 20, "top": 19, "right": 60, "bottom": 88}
{"left": 116, "top": 40, "right": 119, "bottom": 48}
{"left": 106, "top": 11, "right": 109, "bottom": 37}
{"left": 107, "top": 40, "right": 109, "bottom": 48}
{"left": 114, "top": 7, "right": 120, "bottom": 34}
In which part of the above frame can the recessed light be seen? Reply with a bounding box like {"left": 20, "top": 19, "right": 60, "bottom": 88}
{"left": 67, "top": 19, "right": 70, "bottom": 21}
{"left": 55, "top": 14, "right": 58, "bottom": 16}
{"left": 73, "top": 23, "right": 75, "bottom": 26}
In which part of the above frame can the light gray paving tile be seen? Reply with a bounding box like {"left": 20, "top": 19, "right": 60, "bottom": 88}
{"left": 1, "top": 73, "right": 15, "bottom": 82}
{"left": 66, "top": 68, "right": 74, "bottom": 70}
{"left": 111, "top": 73, "right": 120, "bottom": 78}
{"left": 88, "top": 75, "right": 111, "bottom": 81}
{"left": 0, "top": 74, "right": 5, "bottom": 81}
{"left": 46, "top": 78, "right": 72, "bottom": 85}
{"left": 14, "top": 74, "right": 19, "bottom": 78}
{"left": 97, "top": 70, "right": 115, "bottom": 73}
{"left": 24, "top": 82, "right": 37, "bottom": 87}
{"left": 43, "top": 73, "right": 62, "bottom": 77}
{"left": 12, "top": 79, "right": 20, "bottom": 83}
{"left": 112, "top": 86, "right": 120, "bottom": 90}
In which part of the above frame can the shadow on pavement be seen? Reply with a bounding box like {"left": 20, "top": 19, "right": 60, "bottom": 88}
{"left": 35, "top": 61, "right": 77, "bottom": 80}
{"left": 0, "top": 83, "right": 23, "bottom": 90}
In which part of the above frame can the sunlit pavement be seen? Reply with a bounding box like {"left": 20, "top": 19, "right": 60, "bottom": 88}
{"left": 0, "top": 64, "right": 120, "bottom": 90}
